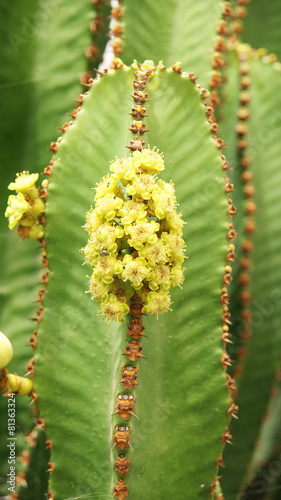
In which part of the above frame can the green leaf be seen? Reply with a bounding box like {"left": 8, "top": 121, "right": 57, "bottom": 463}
{"left": 35, "top": 65, "right": 230, "bottom": 499}
{"left": 121, "top": 0, "right": 223, "bottom": 87}
{"left": 220, "top": 55, "right": 281, "bottom": 499}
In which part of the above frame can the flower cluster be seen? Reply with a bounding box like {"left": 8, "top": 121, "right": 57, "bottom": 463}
{"left": 83, "top": 148, "right": 186, "bottom": 322}
{"left": 5, "top": 171, "right": 45, "bottom": 240}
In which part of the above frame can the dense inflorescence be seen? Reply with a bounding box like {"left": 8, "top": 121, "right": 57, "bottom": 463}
{"left": 83, "top": 148, "right": 186, "bottom": 323}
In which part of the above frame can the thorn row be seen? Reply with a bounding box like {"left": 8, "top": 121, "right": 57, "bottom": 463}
{"left": 112, "top": 294, "right": 147, "bottom": 499}
{"left": 109, "top": 0, "right": 123, "bottom": 61}
{"left": 230, "top": 0, "right": 252, "bottom": 38}
{"left": 208, "top": 1, "right": 233, "bottom": 114}
{"left": 190, "top": 52, "right": 238, "bottom": 499}
{"left": 82, "top": 0, "right": 111, "bottom": 83}
{"left": 127, "top": 61, "right": 157, "bottom": 152}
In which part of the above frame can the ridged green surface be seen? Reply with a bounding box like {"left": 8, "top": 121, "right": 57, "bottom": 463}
{"left": 95, "top": 3, "right": 112, "bottom": 69}
{"left": 35, "top": 66, "right": 230, "bottom": 499}
{"left": 35, "top": 68, "right": 134, "bottom": 500}
{"left": 221, "top": 56, "right": 281, "bottom": 499}
{"left": 0, "top": 1, "right": 41, "bottom": 494}
{"left": 20, "top": 430, "right": 50, "bottom": 500}
{"left": 0, "top": 1, "right": 94, "bottom": 497}
{"left": 242, "top": 1, "right": 281, "bottom": 61}
{"left": 250, "top": 379, "right": 281, "bottom": 477}
{"left": 122, "top": 0, "right": 223, "bottom": 87}
{"left": 34, "top": 0, "right": 93, "bottom": 166}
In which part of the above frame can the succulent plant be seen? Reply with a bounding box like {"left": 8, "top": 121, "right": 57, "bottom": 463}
{"left": 0, "top": 1, "right": 281, "bottom": 500}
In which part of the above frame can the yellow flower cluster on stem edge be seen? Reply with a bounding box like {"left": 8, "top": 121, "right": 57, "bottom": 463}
{"left": 5, "top": 171, "right": 45, "bottom": 240}
{"left": 83, "top": 148, "right": 186, "bottom": 323}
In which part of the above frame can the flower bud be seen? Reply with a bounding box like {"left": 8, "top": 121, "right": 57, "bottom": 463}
{"left": 0, "top": 332, "right": 13, "bottom": 369}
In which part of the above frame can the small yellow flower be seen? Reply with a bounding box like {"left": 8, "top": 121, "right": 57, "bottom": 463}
{"left": 117, "top": 200, "right": 147, "bottom": 225}
{"left": 164, "top": 211, "right": 185, "bottom": 234}
{"left": 95, "top": 174, "right": 118, "bottom": 200}
{"left": 8, "top": 171, "right": 39, "bottom": 193}
{"left": 162, "top": 232, "right": 185, "bottom": 264}
{"left": 170, "top": 264, "right": 185, "bottom": 288}
{"left": 110, "top": 156, "right": 137, "bottom": 183}
{"left": 5, "top": 193, "right": 29, "bottom": 229}
{"left": 142, "top": 290, "right": 172, "bottom": 316}
{"left": 89, "top": 223, "right": 123, "bottom": 257}
{"left": 151, "top": 181, "right": 176, "bottom": 218}
{"left": 100, "top": 294, "right": 129, "bottom": 323}
{"left": 93, "top": 255, "right": 123, "bottom": 284}
{"left": 125, "top": 220, "right": 159, "bottom": 250}
{"left": 84, "top": 209, "right": 104, "bottom": 235}
{"left": 121, "top": 255, "right": 150, "bottom": 289}
{"left": 89, "top": 274, "right": 110, "bottom": 301}
{"left": 133, "top": 148, "right": 164, "bottom": 174}
{"left": 138, "top": 239, "right": 167, "bottom": 267}
{"left": 147, "top": 264, "right": 171, "bottom": 291}
{"left": 95, "top": 194, "right": 123, "bottom": 221}
{"left": 128, "top": 174, "right": 155, "bottom": 200}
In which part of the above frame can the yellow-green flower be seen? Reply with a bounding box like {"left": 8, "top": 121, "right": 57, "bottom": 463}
{"left": 110, "top": 156, "right": 137, "bottom": 183}
{"left": 5, "top": 193, "right": 29, "bottom": 229}
{"left": 162, "top": 232, "right": 186, "bottom": 264}
{"left": 125, "top": 220, "right": 159, "bottom": 250}
{"left": 8, "top": 171, "right": 39, "bottom": 194}
{"left": 127, "top": 174, "right": 155, "bottom": 200}
{"left": 89, "top": 274, "right": 110, "bottom": 301}
{"left": 147, "top": 264, "right": 171, "bottom": 291}
{"left": 170, "top": 264, "right": 185, "bottom": 288}
{"left": 151, "top": 181, "right": 176, "bottom": 219}
{"left": 163, "top": 211, "right": 185, "bottom": 234}
{"left": 142, "top": 290, "right": 172, "bottom": 316}
{"left": 95, "top": 174, "right": 118, "bottom": 200}
{"left": 84, "top": 209, "right": 104, "bottom": 235}
{"left": 95, "top": 194, "right": 123, "bottom": 221}
{"left": 139, "top": 239, "right": 167, "bottom": 267}
{"left": 117, "top": 200, "right": 147, "bottom": 225}
{"left": 121, "top": 255, "right": 150, "bottom": 289}
{"left": 100, "top": 294, "right": 129, "bottom": 323}
{"left": 93, "top": 255, "right": 123, "bottom": 284}
{"left": 133, "top": 148, "right": 164, "bottom": 174}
